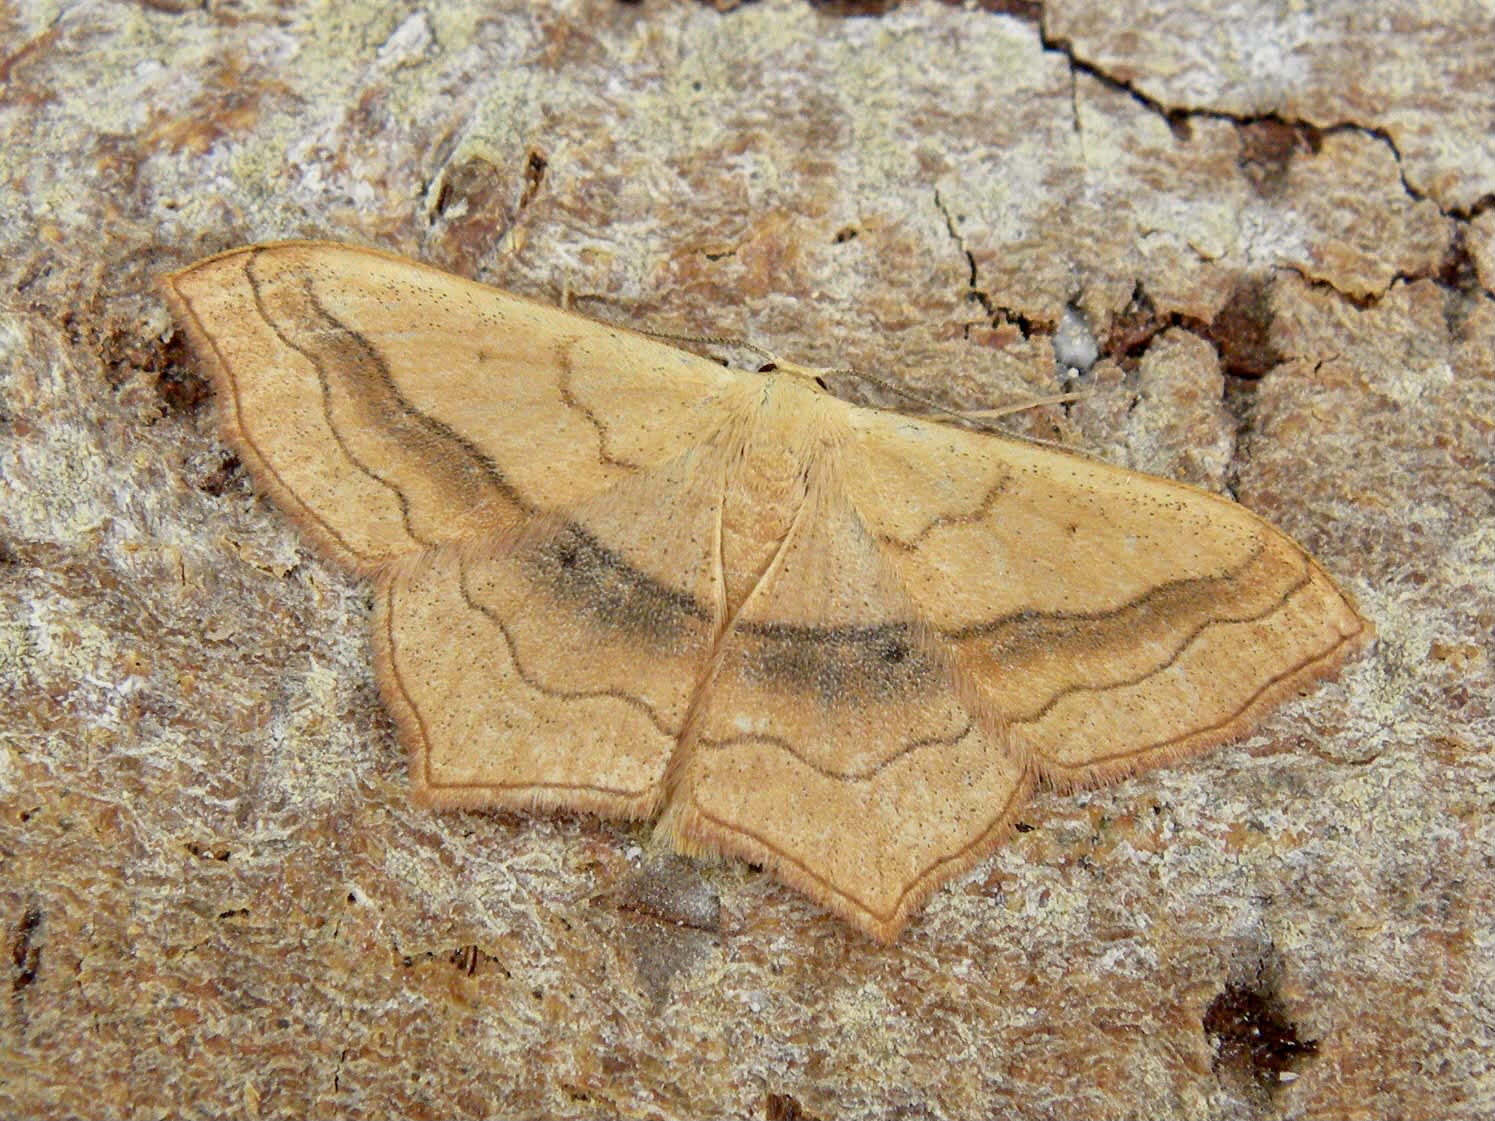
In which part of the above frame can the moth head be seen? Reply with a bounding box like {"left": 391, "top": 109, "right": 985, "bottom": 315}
{"left": 757, "top": 356, "right": 837, "bottom": 393}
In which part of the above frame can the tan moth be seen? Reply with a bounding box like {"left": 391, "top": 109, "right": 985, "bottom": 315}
{"left": 163, "top": 242, "right": 1371, "bottom": 941}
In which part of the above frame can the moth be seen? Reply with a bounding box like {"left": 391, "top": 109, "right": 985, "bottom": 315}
{"left": 163, "top": 242, "right": 1372, "bottom": 942}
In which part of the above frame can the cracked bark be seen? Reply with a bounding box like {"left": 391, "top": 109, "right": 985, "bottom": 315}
{"left": 0, "top": 2, "right": 1489, "bottom": 1119}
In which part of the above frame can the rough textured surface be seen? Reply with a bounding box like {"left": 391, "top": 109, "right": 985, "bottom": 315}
{"left": 1046, "top": 0, "right": 1495, "bottom": 213}
{"left": 1, "top": 2, "right": 1490, "bottom": 1118}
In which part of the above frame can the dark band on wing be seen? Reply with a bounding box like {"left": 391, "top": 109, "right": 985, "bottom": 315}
{"left": 943, "top": 539, "right": 1276, "bottom": 644}
{"left": 946, "top": 541, "right": 1310, "bottom": 722}
{"left": 520, "top": 520, "right": 711, "bottom": 648}
{"left": 727, "top": 619, "right": 939, "bottom": 702}
{"left": 456, "top": 550, "right": 685, "bottom": 739}
{"left": 245, "top": 250, "right": 528, "bottom": 545}
{"left": 503, "top": 508, "right": 945, "bottom": 703}
{"left": 170, "top": 279, "right": 368, "bottom": 563}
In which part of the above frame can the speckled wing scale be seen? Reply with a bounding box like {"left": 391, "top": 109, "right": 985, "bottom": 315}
{"left": 163, "top": 241, "right": 1372, "bottom": 942}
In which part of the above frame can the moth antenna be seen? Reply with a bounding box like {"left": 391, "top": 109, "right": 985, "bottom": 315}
{"left": 955, "top": 389, "right": 1091, "bottom": 420}
{"left": 636, "top": 328, "right": 778, "bottom": 367}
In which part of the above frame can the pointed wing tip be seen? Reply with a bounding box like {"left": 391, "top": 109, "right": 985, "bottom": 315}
{"left": 160, "top": 243, "right": 262, "bottom": 290}
{"left": 1037, "top": 608, "right": 1377, "bottom": 794}
{"left": 159, "top": 241, "right": 366, "bottom": 303}
{"left": 662, "top": 782, "right": 1037, "bottom": 946}
{"left": 660, "top": 801, "right": 876, "bottom": 938}
{"left": 1347, "top": 603, "right": 1377, "bottom": 649}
